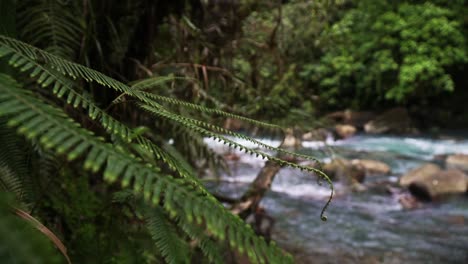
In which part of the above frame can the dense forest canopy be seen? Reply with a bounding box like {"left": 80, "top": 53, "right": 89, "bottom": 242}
{"left": 0, "top": 0, "right": 467, "bottom": 263}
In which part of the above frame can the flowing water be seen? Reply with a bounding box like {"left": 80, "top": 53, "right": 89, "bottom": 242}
{"left": 205, "top": 135, "right": 468, "bottom": 263}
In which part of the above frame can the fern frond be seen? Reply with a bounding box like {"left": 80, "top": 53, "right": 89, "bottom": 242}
{"left": 151, "top": 100, "right": 323, "bottom": 164}
{"left": 0, "top": 41, "right": 201, "bottom": 183}
{"left": 130, "top": 75, "right": 184, "bottom": 91}
{"left": 141, "top": 104, "right": 333, "bottom": 221}
{"left": 0, "top": 35, "right": 136, "bottom": 94}
{"left": 161, "top": 143, "right": 198, "bottom": 178}
{"left": 0, "top": 117, "right": 33, "bottom": 205}
{"left": 146, "top": 206, "right": 191, "bottom": 264}
{"left": 0, "top": 163, "right": 23, "bottom": 197}
{"left": 17, "top": 0, "right": 82, "bottom": 59}
{"left": 2, "top": 34, "right": 284, "bottom": 134}
{"left": 171, "top": 207, "right": 226, "bottom": 264}
{"left": 109, "top": 75, "right": 179, "bottom": 105}
{"left": 0, "top": 35, "right": 321, "bottom": 186}
{"left": 0, "top": 74, "right": 294, "bottom": 263}
{"left": 171, "top": 123, "right": 227, "bottom": 177}
{"left": 141, "top": 91, "right": 282, "bottom": 130}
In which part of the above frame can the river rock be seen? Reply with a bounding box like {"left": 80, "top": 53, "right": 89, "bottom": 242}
{"left": 408, "top": 169, "right": 468, "bottom": 200}
{"left": 223, "top": 118, "right": 244, "bottom": 131}
{"left": 398, "top": 193, "right": 423, "bottom": 210}
{"left": 446, "top": 154, "right": 468, "bottom": 172}
{"left": 351, "top": 159, "right": 391, "bottom": 175}
{"left": 334, "top": 124, "right": 357, "bottom": 139}
{"left": 326, "top": 110, "right": 375, "bottom": 128}
{"left": 364, "top": 107, "right": 415, "bottom": 134}
{"left": 282, "top": 128, "right": 302, "bottom": 149}
{"left": 399, "top": 163, "right": 441, "bottom": 187}
{"left": 322, "top": 159, "right": 365, "bottom": 183}
{"left": 302, "top": 128, "right": 329, "bottom": 141}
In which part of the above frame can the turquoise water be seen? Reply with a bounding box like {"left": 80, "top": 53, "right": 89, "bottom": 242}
{"left": 207, "top": 134, "right": 468, "bottom": 263}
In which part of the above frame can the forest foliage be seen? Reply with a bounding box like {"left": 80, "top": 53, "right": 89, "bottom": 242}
{"left": 0, "top": 0, "right": 467, "bottom": 263}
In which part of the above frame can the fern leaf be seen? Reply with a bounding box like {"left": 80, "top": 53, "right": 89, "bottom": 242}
{"left": 0, "top": 117, "right": 34, "bottom": 206}
{"left": 146, "top": 206, "right": 191, "bottom": 264}
{"left": 142, "top": 91, "right": 282, "bottom": 130}
{"left": 151, "top": 100, "right": 323, "bottom": 164}
{"left": 172, "top": 208, "right": 226, "bottom": 264}
{"left": 141, "top": 103, "right": 333, "bottom": 220}
{"left": 0, "top": 41, "right": 201, "bottom": 183}
{"left": 1, "top": 35, "right": 285, "bottom": 135}
{"left": 0, "top": 74, "right": 294, "bottom": 263}
{"left": 17, "top": 0, "right": 83, "bottom": 59}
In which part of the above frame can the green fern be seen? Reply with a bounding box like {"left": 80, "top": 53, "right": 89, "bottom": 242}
{"left": 0, "top": 34, "right": 334, "bottom": 262}
{"left": 174, "top": 213, "right": 226, "bottom": 264}
{"left": 0, "top": 117, "right": 34, "bottom": 207}
{"left": 0, "top": 35, "right": 333, "bottom": 208}
{"left": 140, "top": 103, "right": 333, "bottom": 220}
{"left": 142, "top": 95, "right": 323, "bottom": 163}
{"left": 0, "top": 73, "right": 294, "bottom": 263}
{"left": 0, "top": 37, "right": 202, "bottom": 183}
{"left": 146, "top": 206, "right": 191, "bottom": 264}
{"left": 140, "top": 90, "right": 283, "bottom": 130}
{"left": 17, "top": 0, "right": 82, "bottom": 59}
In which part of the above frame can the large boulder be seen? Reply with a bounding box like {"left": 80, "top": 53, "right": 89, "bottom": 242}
{"left": 408, "top": 169, "right": 468, "bottom": 201}
{"left": 446, "top": 154, "right": 468, "bottom": 172}
{"left": 399, "top": 163, "right": 441, "bottom": 187}
{"left": 334, "top": 124, "right": 357, "bottom": 139}
{"left": 351, "top": 159, "right": 391, "bottom": 175}
{"left": 322, "top": 159, "right": 365, "bottom": 183}
{"left": 364, "top": 108, "right": 415, "bottom": 134}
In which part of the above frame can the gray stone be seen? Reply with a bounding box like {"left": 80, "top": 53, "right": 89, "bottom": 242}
{"left": 351, "top": 159, "right": 391, "bottom": 175}
{"left": 364, "top": 108, "right": 416, "bottom": 134}
{"left": 399, "top": 163, "right": 441, "bottom": 187}
{"left": 408, "top": 169, "right": 468, "bottom": 200}
{"left": 335, "top": 124, "right": 357, "bottom": 139}
{"left": 446, "top": 154, "right": 468, "bottom": 172}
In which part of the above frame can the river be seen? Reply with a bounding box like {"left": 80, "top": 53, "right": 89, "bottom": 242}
{"left": 205, "top": 134, "right": 468, "bottom": 263}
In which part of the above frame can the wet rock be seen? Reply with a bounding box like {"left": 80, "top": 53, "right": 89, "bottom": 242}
{"left": 386, "top": 185, "right": 403, "bottom": 195}
{"left": 223, "top": 118, "right": 245, "bottom": 131}
{"left": 351, "top": 159, "right": 391, "bottom": 175}
{"left": 399, "top": 163, "right": 441, "bottom": 187}
{"left": 408, "top": 169, "right": 468, "bottom": 200}
{"left": 351, "top": 182, "right": 368, "bottom": 192}
{"left": 446, "top": 215, "right": 465, "bottom": 226}
{"left": 326, "top": 109, "right": 375, "bottom": 128}
{"left": 334, "top": 124, "right": 357, "bottom": 139}
{"left": 282, "top": 128, "right": 302, "bottom": 149}
{"left": 446, "top": 154, "right": 468, "bottom": 172}
{"left": 398, "top": 193, "right": 423, "bottom": 210}
{"left": 364, "top": 107, "right": 416, "bottom": 134}
{"left": 302, "top": 128, "right": 329, "bottom": 141}
{"left": 322, "top": 159, "right": 365, "bottom": 183}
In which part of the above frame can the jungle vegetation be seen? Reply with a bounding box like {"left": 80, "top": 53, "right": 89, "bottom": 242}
{"left": 0, "top": 0, "right": 467, "bottom": 263}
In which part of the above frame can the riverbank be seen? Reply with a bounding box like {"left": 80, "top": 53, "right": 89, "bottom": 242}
{"left": 206, "top": 134, "right": 468, "bottom": 263}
